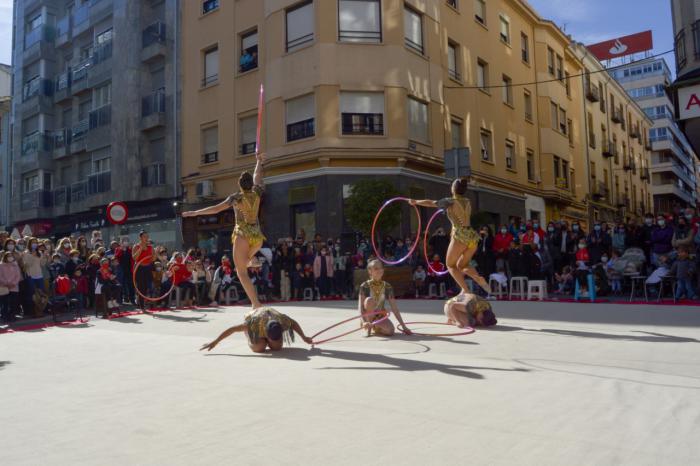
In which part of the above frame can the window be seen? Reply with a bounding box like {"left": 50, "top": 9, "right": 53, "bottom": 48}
{"left": 203, "top": 46, "right": 219, "bottom": 87}
{"left": 23, "top": 173, "right": 40, "bottom": 193}
{"left": 556, "top": 55, "right": 563, "bottom": 80}
{"left": 450, "top": 120, "right": 462, "bottom": 148}
{"left": 477, "top": 59, "right": 488, "bottom": 90}
{"left": 338, "top": 0, "right": 381, "bottom": 43}
{"left": 565, "top": 71, "right": 571, "bottom": 96}
{"left": 240, "top": 30, "right": 258, "bottom": 72}
{"left": 93, "top": 157, "right": 111, "bottom": 174}
{"left": 524, "top": 89, "right": 532, "bottom": 121}
{"left": 96, "top": 28, "right": 113, "bottom": 45}
{"left": 93, "top": 82, "right": 111, "bottom": 108}
{"left": 550, "top": 102, "right": 558, "bottom": 131}
{"left": 502, "top": 75, "right": 512, "bottom": 105}
{"left": 521, "top": 32, "right": 529, "bottom": 63}
{"left": 547, "top": 47, "right": 554, "bottom": 75}
{"left": 447, "top": 0, "right": 458, "bottom": 9}
{"left": 142, "top": 163, "right": 166, "bottom": 187}
{"left": 694, "top": 20, "right": 700, "bottom": 58}
{"left": 553, "top": 156, "right": 561, "bottom": 181}
{"left": 202, "top": 0, "right": 219, "bottom": 14}
{"left": 526, "top": 150, "right": 535, "bottom": 181}
{"left": 599, "top": 83, "right": 605, "bottom": 112}
{"left": 675, "top": 30, "right": 687, "bottom": 69}
{"left": 474, "top": 0, "right": 486, "bottom": 25}
{"left": 287, "top": 1, "right": 314, "bottom": 52}
{"left": 559, "top": 107, "right": 567, "bottom": 134}
{"left": 480, "top": 129, "right": 492, "bottom": 162}
{"left": 340, "top": 91, "right": 384, "bottom": 135}
{"left": 587, "top": 112, "right": 595, "bottom": 148}
{"left": 27, "top": 14, "right": 43, "bottom": 31}
{"left": 286, "top": 94, "right": 316, "bottom": 142}
{"left": 499, "top": 15, "right": 510, "bottom": 44}
{"left": 239, "top": 116, "right": 257, "bottom": 154}
{"left": 567, "top": 119, "right": 573, "bottom": 145}
{"left": 201, "top": 125, "right": 219, "bottom": 163}
{"left": 448, "top": 41, "right": 460, "bottom": 80}
{"left": 407, "top": 97, "right": 429, "bottom": 143}
{"left": 404, "top": 6, "right": 423, "bottom": 54}
{"left": 562, "top": 160, "right": 569, "bottom": 187}
{"left": 505, "top": 140, "right": 515, "bottom": 170}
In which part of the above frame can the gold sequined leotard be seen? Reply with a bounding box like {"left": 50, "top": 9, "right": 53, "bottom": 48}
{"left": 228, "top": 185, "right": 266, "bottom": 250}
{"left": 446, "top": 293, "right": 493, "bottom": 326}
{"left": 244, "top": 307, "right": 294, "bottom": 344}
{"left": 437, "top": 195, "right": 480, "bottom": 248}
{"left": 359, "top": 279, "right": 394, "bottom": 321}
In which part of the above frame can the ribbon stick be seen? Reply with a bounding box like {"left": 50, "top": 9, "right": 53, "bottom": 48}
{"left": 256, "top": 84, "right": 264, "bottom": 155}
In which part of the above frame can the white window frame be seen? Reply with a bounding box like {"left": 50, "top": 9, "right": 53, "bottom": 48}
{"left": 505, "top": 140, "right": 515, "bottom": 170}
{"left": 239, "top": 115, "right": 257, "bottom": 154}
{"left": 203, "top": 45, "right": 219, "bottom": 86}
{"left": 474, "top": 0, "right": 486, "bottom": 25}
{"left": 502, "top": 75, "right": 512, "bottom": 105}
{"left": 407, "top": 97, "right": 429, "bottom": 143}
{"left": 499, "top": 14, "right": 510, "bottom": 44}
{"left": 286, "top": 1, "right": 315, "bottom": 52}
{"left": 480, "top": 129, "right": 492, "bottom": 162}
{"left": 403, "top": 6, "right": 423, "bottom": 54}
{"left": 477, "top": 59, "right": 488, "bottom": 90}
{"left": 338, "top": 0, "right": 382, "bottom": 43}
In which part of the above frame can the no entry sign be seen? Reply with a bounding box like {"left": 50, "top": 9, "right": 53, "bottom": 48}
{"left": 106, "top": 202, "right": 129, "bottom": 225}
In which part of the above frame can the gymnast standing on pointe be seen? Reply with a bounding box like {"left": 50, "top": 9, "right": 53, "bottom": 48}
{"left": 408, "top": 178, "right": 491, "bottom": 295}
{"left": 182, "top": 152, "right": 266, "bottom": 309}
{"left": 358, "top": 260, "right": 412, "bottom": 336}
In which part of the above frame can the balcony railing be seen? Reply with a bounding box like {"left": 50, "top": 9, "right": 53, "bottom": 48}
{"left": 585, "top": 82, "right": 600, "bottom": 102}
{"left": 592, "top": 181, "right": 608, "bottom": 199}
{"left": 611, "top": 108, "right": 623, "bottom": 124}
{"left": 240, "top": 142, "right": 256, "bottom": 155}
{"left": 72, "top": 119, "right": 89, "bottom": 140}
{"left": 70, "top": 181, "right": 88, "bottom": 203}
{"left": 602, "top": 141, "right": 616, "bottom": 158}
{"left": 20, "top": 190, "right": 53, "bottom": 210}
{"left": 55, "top": 72, "right": 71, "bottom": 91}
{"left": 640, "top": 167, "right": 650, "bottom": 180}
{"left": 287, "top": 118, "right": 315, "bottom": 142}
{"left": 21, "top": 132, "right": 53, "bottom": 156}
{"left": 617, "top": 196, "right": 630, "bottom": 208}
{"left": 24, "top": 25, "right": 53, "bottom": 50}
{"left": 341, "top": 113, "right": 384, "bottom": 135}
{"left": 53, "top": 129, "right": 71, "bottom": 150}
{"left": 555, "top": 177, "right": 569, "bottom": 189}
{"left": 339, "top": 29, "right": 381, "bottom": 43}
{"left": 201, "top": 151, "right": 219, "bottom": 164}
{"left": 142, "top": 88, "right": 166, "bottom": 117}
{"left": 56, "top": 16, "right": 70, "bottom": 39}
{"left": 630, "top": 125, "right": 641, "bottom": 139}
{"left": 53, "top": 186, "right": 68, "bottom": 207}
{"left": 92, "top": 40, "right": 113, "bottom": 65}
{"left": 89, "top": 104, "right": 112, "bottom": 129}
{"left": 142, "top": 21, "right": 166, "bottom": 48}
{"left": 72, "top": 58, "right": 91, "bottom": 82}
{"left": 88, "top": 171, "right": 112, "bottom": 195}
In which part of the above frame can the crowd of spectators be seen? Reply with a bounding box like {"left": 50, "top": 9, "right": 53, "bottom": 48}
{"left": 2, "top": 205, "right": 699, "bottom": 324}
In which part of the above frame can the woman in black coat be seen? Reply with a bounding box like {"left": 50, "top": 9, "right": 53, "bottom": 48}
{"left": 475, "top": 226, "right": 495, "bottom": 280}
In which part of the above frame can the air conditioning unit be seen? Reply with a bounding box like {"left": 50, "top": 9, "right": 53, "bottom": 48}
{"left": 196, "top": 180, "right": 215, "bottom": 199}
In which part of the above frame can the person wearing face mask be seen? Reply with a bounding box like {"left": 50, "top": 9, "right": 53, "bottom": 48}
{"left": 22, "top": 237, "right": 48, "bottom": 296}
{"left": 49, "top": 253, "right": 65, "bottom": 284}
{"left": 76, "top": 236, "right": 89, "bottom": 261}
{"left": 554, "top": 222, "right": 574, "bottom": 270}
{"left": 520, "top": 221, "right": 539, "bottom": 250}
{"left": 0, "top": 251, "right": 22, "bottom": 323}
{"left": 493, "top": 225, "right": 513, "bottom": 272}
{"left": 544, "top": 222, "right": 560, "bottom": 272}
{"left": 58, "top": 238, "right": 73, "bottom": 265}
{"left": 313, "top": 247, "right": 334, "bottom": 299}
{"left": 332, "top": 241, "right": 347, "bottom": 299}
{"left": 574, "top": 239, "right": 591, "bottom": 294}
{"left": 650, "top": 215, "right": 674, "bottom": 267}
{"left": 115, "top": 237, "right": 135, "bottom": 305}
{"left": 586, "top": 223, "right": 611, "bottom": 266}
{"left": 475, "top": 226, "right": 495, "bottom": 284}
{"left": 532, "top": 221, "right": 546, "bottom": 242}
{"left": 672, "top": 217, "right": 693, "bottom": 250}
{"left": 611, "top": 224, "right": 627, "bottom": 256}
{"left": 65, "top": 250, "right": 82, "bottom": 279}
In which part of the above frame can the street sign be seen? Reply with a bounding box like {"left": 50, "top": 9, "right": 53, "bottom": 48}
{"left": 678, "top": 84, "right": 700, "bottom": 121}
{"left": 444, "top": 148, "right": 471, "bottom": 179}
{"left": 106, "top": 202, "right": 129, "bottom": 225}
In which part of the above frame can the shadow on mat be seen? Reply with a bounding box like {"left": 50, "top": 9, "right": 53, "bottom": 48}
{"left": 109, "top": 316, "right": 144, "bottom": 325}
{"left": 206, "top": 347, "right": 529, "bottom": 380}
{"left": 152, "top": 313, "right": 208, "bottom": 323}
{"left": 0, "top": 361, "right": 10, "bottom": 370}
{"left": 488, "top": 325, "right": 700, "bottom": 343}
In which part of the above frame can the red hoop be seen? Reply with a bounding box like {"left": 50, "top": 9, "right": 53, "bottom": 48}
{"left": 133, "top": 256, "right": 175, "bottom": 303}
{"left": 371, "top": 197, "right": 421, "bottom": 266}
{"left": 423, "top": 209, "right": 450, "bottom": 276}
{"left": 311, "top": 310, "right": 390, "bottom": 346}
{"left": 397, "top": 322, "right": 474, "bottom": 337}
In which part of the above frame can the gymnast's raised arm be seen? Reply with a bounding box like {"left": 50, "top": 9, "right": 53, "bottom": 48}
{"left": 253, "top": 152, "right": 265, "bottom": 187}
{"left": 182, "top": 196, "right": 232, "bottom": 218}
{"left": 408, "top": 198, "right": 438, "bottom": 208}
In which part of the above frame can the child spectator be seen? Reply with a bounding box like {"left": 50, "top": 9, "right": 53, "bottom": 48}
{"left": 670, "top": 247, "right": 697, "bottom": 300}
{"left": 554, "top": 266, "right": 574, "bottom": 294}
{"left": 606, "top": 251, "right": 623, "bottom": 294}
{"left": 219, "top": 256, "right": 234, "bottom": 294}
{"left": 49, "top": 253, "right": 65, "bottom": 284}
{"left": 574, "top": 239, "right": 591, "bottom": 293}
{"left": 413, "top": 265, "right": 427, "bottom": 297}
{"left": 291, "top": 262, "right": 304, "bottom": 299}
{"left": 170, "top": 253, "right": 195, "bottom": 307}
{"left": 72, "top": 267, "right": 89, "bottom": 312}
{"left": 645, "top": 255, "right": 669, "bottom": 294}
{"left": 97, "top": 258, "right": 121, "bottom": 314}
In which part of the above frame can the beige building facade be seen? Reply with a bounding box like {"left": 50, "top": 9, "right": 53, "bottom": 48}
{"left": 180, "top": 0, "right": 652, "bottom": 251}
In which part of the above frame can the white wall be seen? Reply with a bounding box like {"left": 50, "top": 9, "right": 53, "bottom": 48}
{"left": 0, "top": 66, "right": 10, "bottom": 98}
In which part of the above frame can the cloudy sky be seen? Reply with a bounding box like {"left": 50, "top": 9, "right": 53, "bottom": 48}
{"left": 0, "top": 0, "right": 676, "bottom": 71}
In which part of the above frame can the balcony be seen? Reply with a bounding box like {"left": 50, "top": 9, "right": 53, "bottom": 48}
{"left": 630, "top": 125, "right": 641, "bottom": 140}
{"left": 602, "top": 141, "right": 617, "bottom": 159}
{"left": 652, "top": 183, "right": 695, "bottom": 204}
{"left": 53, "top": 186, "right": 69, "bottom": 207}
{"left": 23, "top": 25, "right": 54, "bottom": 64}
{"left": 141, "top": 89, "right": 166, "bottom": 131}
{"left": 640, "top": 167, "right": 650, "bottom": 180}
{"left": 20, "top": 190, "right": 53, "bottom": 211}
{"left": 89, "top": 104, "right": 111, "bottom": 130}
{"left": 555, "top": 177, "right": 569, "bottom": 189}
{"left": 19, "top": 132, "right": 53, "bottom": 170}
{"left": 585, "top": 83, "right": 600, "bottom": 102}
{"left": 53, "top": 129, "right": 71, "bottom": 159}
{"left": 87, "top": 105, "right": 112, "bottom": 151}
{"left": 70, "top": 181, "right": 88, "bottom": 204}
{"left": 645, "top": 141, "right": 652, "bottom": 151}
{"left": 55, "top": 15, "right": 71, "bottom": 47}
{"left": 617, "top": 196, "right": 631, "bottom": 209}
{"left": 53, "top": 72, "right": 72, "bottom": 103}
{"left": 72, "top": 3, "right": 90, "bottom": 36}
{"left": 20, "top": 79, "right": 54, "bottom": 116}
{"left": 70, "top": 119, "right": 89, "bottom": 153}
{"left": 142, "top": 21, "right": 167, "bottom": 63}
{"left": 592, "top": 181, "right": 608, "bottom": 200}
{"left": 90, "top": 0, "right": 113, "bottom": 24}
{"left": 71, "top": 59, "right": 92, "bottom": 95}
{"left": 88, "top": 40, "right": 113, "bottom": 87}
{"left": 611, "top": 108, "right": 623, "bottom": 124}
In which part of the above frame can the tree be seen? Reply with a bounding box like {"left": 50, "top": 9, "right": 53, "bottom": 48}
{"left": 345, "top": 179, "right": 402, "bottom": 237}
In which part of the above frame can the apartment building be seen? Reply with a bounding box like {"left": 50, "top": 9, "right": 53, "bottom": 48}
{"left": 180, "top": 0, "right": 652, "bottom": 250}
{"left": 671, "top": 0, "right": 700, "bottom": 156}
{"left": 1, "top": 64, "right": 11, "bottom": 228}
{"left": 10, "top": 0, "right": 179, "bottom": 245}
{"left": 610, "top": 58, "right": 698, "bottom": 213}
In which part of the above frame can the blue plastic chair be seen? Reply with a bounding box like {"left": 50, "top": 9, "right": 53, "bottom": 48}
{"left": 574, "top": 273, "right": 596, "bottom": 302}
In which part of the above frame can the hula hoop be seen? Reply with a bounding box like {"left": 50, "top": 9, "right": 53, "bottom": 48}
{"left": 371, "top": 197, "right": 421, "bottom": 265}
{"left": 397, "top": 322, "right": 475, "bottom": 337}
{"left": 423, "top": 209, "right": 450, "bottom": 276}
{"left": 311, "top": 310, "right": 390, "bottom": 346}
{"left": 132, "top": 256, "right": 175, "bottom": 303}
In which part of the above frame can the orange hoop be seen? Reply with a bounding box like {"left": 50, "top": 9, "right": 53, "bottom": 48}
{"left": 133, "top": 255, "right": 175, "bottom": 302}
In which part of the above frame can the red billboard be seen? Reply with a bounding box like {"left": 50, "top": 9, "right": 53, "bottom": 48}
{"left": 587, "top": 31, "right": 653, "bottom": 61}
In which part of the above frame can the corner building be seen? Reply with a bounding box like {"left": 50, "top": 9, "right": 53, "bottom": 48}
{"left": 181, "top": 0, "right": 652, "bottom": 251}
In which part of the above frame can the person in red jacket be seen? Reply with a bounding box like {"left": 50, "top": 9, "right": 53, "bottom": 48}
{"left": 169, "top": 253, "right": 195, "bottom": 307}
{"left": 71, "top": 266, "right": 89, "bottom": 312}
{"left": 532, "top": 220, "right": 546, "bottom": 244}
{"left": 492, "top": 225, "right": 513, "bottom": 258}
{"left": 574, "top": 239, "right": 591, "bottom": 294}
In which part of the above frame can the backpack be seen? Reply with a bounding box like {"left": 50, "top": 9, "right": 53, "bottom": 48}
{"left": 55, "top": 276, "right": 71, "bottom": 296}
